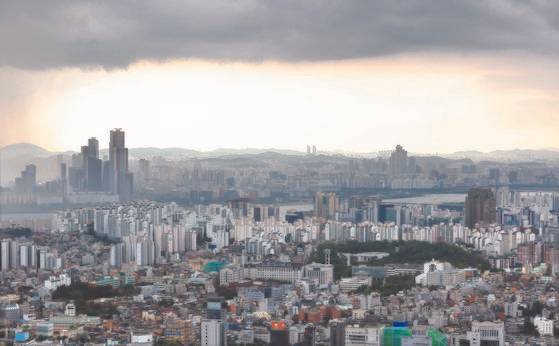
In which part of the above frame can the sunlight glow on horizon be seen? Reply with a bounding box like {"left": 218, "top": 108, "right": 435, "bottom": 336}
{"left": 8, "top": 54, "right": 559, "bottom": 154}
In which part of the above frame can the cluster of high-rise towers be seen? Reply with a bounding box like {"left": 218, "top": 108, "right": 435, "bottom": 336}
{"left": 64, "top": 128, "right": 133, "bottom": 201}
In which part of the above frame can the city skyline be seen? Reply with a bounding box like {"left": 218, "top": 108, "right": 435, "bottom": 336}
{"left": 2, "top": 2, "right": 559, "bottom": 343}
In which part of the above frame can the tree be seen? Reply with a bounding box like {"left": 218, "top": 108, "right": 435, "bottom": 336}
{"left": 355, "top": 275, "right": 416, "bottom": 296}
{"left": 524, "top": 301, "right": 544, "bottom": 317}
{"left": 522, "top": 319, "right": 539, "bottom": 336}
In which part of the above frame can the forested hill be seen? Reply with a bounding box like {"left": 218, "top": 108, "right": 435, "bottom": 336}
{"left": 312, "top": 240, "right": 490, "bottom": 279}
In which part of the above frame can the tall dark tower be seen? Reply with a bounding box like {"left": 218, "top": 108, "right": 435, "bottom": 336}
{"left": 389, "top": 144, "right": 409, "bottom": 176}
{"left": 109, "top": 128, "right": 125, "bottom": 194}
{"left": 465, "top": 188, "right": 497, "bottom": 228}
{"left": 84, "top": 137, "right": 102, "bottom": 191}
{"left": 88, "top": 137, "right": 99, "bottom": 159}
{"left": 109, "top": 129, "right": 133, "bottom": 200}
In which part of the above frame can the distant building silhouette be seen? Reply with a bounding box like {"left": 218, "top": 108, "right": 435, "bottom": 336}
{"left": 59, "top": 130, "right": 134, "bottom": 200}
{"left": 84, "top": 137, "right": 102, "bottom": 191}
{"left": 138, "top": 158, "right": 150, "bottom": 182}
{"left": 14, "top": 164, "right": 36, "bottom": 194}
{"left": 389, "top": 144, "right": 409, "bottom": 175}
{"left": 109, "top": 129, "right": 133, "bottom": 201}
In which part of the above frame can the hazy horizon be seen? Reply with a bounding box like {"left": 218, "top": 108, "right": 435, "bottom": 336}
{"left": 6, "top": 140, "right": 559, "bottom": 157}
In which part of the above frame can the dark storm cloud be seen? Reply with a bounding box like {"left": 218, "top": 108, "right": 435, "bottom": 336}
{"left": 1, "top": 0, "right": 558, "bottom": 69}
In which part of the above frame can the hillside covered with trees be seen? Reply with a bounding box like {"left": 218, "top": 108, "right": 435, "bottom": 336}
{"left": 311, "top": 240, "right": 490, "bottom": 279}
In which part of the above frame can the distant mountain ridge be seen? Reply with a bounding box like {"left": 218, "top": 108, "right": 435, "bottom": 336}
{"left": 0, "top": 143, "right": 307, "bottom": 160}
{"left": 0, "top": 143, "right": 51, "bottom": 159}
{"left": 3, "top": 142, "right": 559, "bottom": 162}
{"left": 99, "top": 147, "right": 305, "bottom": 159}
{"left": 443, "top": 149, "right": 559, "bottom": 162}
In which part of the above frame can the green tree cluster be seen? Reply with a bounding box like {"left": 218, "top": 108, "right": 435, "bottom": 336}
{"left": 311, "top": 240, "right": 490, "bottom": 279}
{"left": 52, "top": 282, "right": 137, "bottom": 300}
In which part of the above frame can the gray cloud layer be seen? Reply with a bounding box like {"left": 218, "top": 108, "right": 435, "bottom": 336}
{"left": 1, "top": 0, "right": 559, "bottom": 69}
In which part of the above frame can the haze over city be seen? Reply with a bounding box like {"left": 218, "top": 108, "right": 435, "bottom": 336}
{"left": 3, "top": 2, "right": 559, "bottom": 345}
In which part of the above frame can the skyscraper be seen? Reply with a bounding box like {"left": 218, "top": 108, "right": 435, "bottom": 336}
{"left": 389, "top": 144, "right": 409, "bottom": 175}
{"left": 102, "top": 160, "right": 112, "bottom": 192}
{"left": 465, "top": 188, "right": 497, "bottom": 228}
{"left": 86, "top": 158, "right": 103, "bottom": 191}
{"left": 65, "top": 138, "right": 104, "bottom": 192}
{"left": 0, "top": 240, "right": 11, "bottom": 271}
{"left": 109, "top": 128, "right": 125, "bottom": 193}
{"left": 110, "top": 243, "right": 124, "bottom": 268}
{"left": 109, "top": 129, "right": 133, "bottom": 200}
{"left": 87, "top": 137, "right": 99, "bottom": 159}
{"left": 83, "top": 137, "right": 102, "bottom": 191}
{"left": 14, "top": 164, "right": 36, "bottom": 194}
{"left": 138, "top": 158, "right": 151, "bottom": 182}
{"left": 59, "top": 162, "right": 68, "bottom": 200}
{"left": 315, "top": 192, "right": 339, "bottom": 219}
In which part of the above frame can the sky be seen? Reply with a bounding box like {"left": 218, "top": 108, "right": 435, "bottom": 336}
{"left": 1, "top": 0, "right": 559, "bottom": 153}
